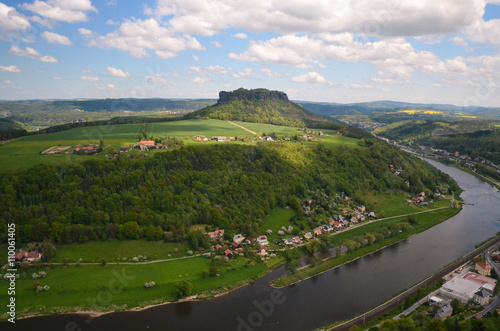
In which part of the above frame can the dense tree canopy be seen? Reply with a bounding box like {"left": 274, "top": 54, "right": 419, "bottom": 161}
{"left": 0, "top": 142, "right": 456, "bottom": 244}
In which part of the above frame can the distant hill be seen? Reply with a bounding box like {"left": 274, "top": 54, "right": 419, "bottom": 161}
{"left": 0, "top": 98, "right": 216, "bottom": 113}
{"left": 185, "top": 88, "right": 331, "bottom": 127}
{"left": 299, "top": 100, "right": 500, "bottom": 118}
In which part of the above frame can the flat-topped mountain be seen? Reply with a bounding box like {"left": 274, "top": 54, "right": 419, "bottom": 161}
{"left": 218, "top": 88, "right": 289, "bottom": 103}
{"left": 185, "top": 88, "right": 329, "bottom": 127}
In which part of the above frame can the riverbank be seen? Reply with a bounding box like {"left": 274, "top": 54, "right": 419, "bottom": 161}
{"left": 272, "top": 207, "right": 460, "bottom": 288}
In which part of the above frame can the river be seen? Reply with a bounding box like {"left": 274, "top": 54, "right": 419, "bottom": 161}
{"left": 9, "top": 160, "right": 500, "bottom": 331}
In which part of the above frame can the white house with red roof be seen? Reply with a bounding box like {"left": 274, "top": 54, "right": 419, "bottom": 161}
{"left": 256, "top": 235, "right": 268, "bottom": 246}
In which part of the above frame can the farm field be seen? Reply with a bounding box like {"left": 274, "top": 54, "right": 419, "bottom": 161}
{"left": 0, "top": 119, "right": 359, "bottom": 172}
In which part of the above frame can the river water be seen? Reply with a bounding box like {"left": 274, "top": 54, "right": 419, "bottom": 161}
{"left": 9, "top": 160, "right": 500, "bottom": 331}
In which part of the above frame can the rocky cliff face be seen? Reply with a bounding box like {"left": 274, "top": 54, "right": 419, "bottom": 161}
{"left": 218, "top": 88, "right": 289, "bottom": 104}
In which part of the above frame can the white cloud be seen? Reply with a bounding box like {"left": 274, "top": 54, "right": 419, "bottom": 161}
{"left": 146, "top": 73, "right": 168, "bottom": 86}
{"left": 186, "top": 77, "right": 207, "bottom": 84}
{"left": 0, "top": 65, "right": 21, "bottom": 73}
{"left": 291, "top": 72, "right": 332, "bottom": 85}
{"left": 8, "top": 45, "right": 58, "bottom": 63}
{"left": 190, "top": 65, "right": 230, "bottom": 76}
{"left": 0, "top": 2, "right": 30, "bottom": 31}
{"left": 53, "top": 76, "right": 62, "bottom": 80}
{"left": 193, "top": 55, "right": 199, "bottom": 62}
{"left": 106, "top": 66, "right": 131, "bottom": 77}
{"left": 150, "top": 0, "right": 483, "bottom": 37}
{"left": 40, "top": 55, "right": 58, "bottom": 63}
{"left": 232, "top": 33, "right": 247, "bottom": 39}
{"left": 80, "top": 76, "right": 100, "bottom": 81}
{"left": 78, "top": 27, "right": 92, "bottom": 35}
{"left": 106, "top": 18, "right": 120, "bottom": 26}
{"left": 95, "top": 83, "right": 117, "bottom": 90}
{"left": 4, "top": 80, "right": 14, "bottom": 85}
{"left": 81, "top": 69, "right": 94, "bottom": 73}
{"left": 232, "top": 68, "right": 255, "bottom": 78}
{"left": 466, "top": 18, "right": 500, "bottom": 45}
{"left": 20, "top": 0, "right": 98, "bottom": 23}
{"left": 88, "top": 18, "right": 204, "bottom": 59}
{"left": 261, "top": 68, "right": 286, "bottom": 77}
{"left": 211, "top": 41, "right": 223, "bottom": 48}
{"left": 41, "top": 31, "right": 72, "bottom": 45}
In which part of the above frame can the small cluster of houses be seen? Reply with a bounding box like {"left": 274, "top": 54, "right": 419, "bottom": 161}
{"left": 305, "top": 206, "right": 377, "bottom": 238}
{"left": 207, "top": 228, "right": 276, "bottom": 259}
{"left": 73, "top": 145, "right": 98, "bottom": 154}
{"left": 15, "top": 251, "right": 42, "bottom": 263}
{"left": 409, "top": 192, "right": 427, "bottom": 204}
{"left": 137, "top": 140, "right": 169, "bottom": 151}
{"left": 389, "top": 164, "right": 403, "bottom": 176}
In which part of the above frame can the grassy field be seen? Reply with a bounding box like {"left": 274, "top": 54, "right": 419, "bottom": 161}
{"left": 0, "top": 254, "right": 268, "bottom": 319}
{"left": 0, "top": 119, "right": 359, "bottom": 172}
{"left": 261, "top": 208, "right": 297, "bottom": 244}
{"left": 50, "top": 240, "right": 191, "bottom": 263}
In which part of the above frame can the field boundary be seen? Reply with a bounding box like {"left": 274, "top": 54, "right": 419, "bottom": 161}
{"left": 226, "top": 120, "right": 257, "bottom": 135}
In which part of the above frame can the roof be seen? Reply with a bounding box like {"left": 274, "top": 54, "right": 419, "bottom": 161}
{"left": 224, "top": 249, "right": 233, "bottom": 256}
{"left": 474, "top": 289, "right": 492, "bottom": 298}
{"left": 476, "top": 261, "right": 492, "bottom": 270}
{"left": 258, "top": 246, "right": 269, "bottom": 252}
{"left": 26, "top": 252, "right": 41, "bottom": 259}
{"left": 258, "top": 235, "right": 267, "bottom": 240}
{"left": 82, "top": 146, "right": 94, "bottom": 150}
{"left": 139, "top": 140, "right": 155, "bottom": 145}
{"left": 442, "top": 277, "right": 482, "bottom": 297}
{"left": 463, "top": 272, "right": 497, "bottom": 287}
{"left": 15, "top": 252, "right": 24, "bottom": 260}
{"left": 440, "top": 305, "right": 453, "bottom": 314}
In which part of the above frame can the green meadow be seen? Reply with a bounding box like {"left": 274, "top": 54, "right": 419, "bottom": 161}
{"left": 0, "top": 119, "right": 359, "bottom": 172}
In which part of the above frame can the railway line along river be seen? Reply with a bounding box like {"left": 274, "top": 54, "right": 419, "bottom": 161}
{"left": 10, "top": 159, "right": 500, "bottom": 331}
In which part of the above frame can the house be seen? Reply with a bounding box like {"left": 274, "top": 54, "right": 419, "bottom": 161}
{"left": 284, "top": 238, "right": 293, "bottom": 245}
{"left": 138, "top": 140, "right": 155, "bottom": 151}
{"left": 15, "top": 252, "right": 24, "bottom": 262}
{"left": 215, "top": 244, "right": 223, "bottom": 251}
{"left": 350, "top": 216, "right": 358, "bottom": 223}
{"left": 473, "top": 289, "right": 492, "bottom": 305}
{"left": 320, "top": 224, "right": 333, "bottom": 233}
{"left": 256, "top": 235, "right": 269, "bottom": 246}
{"left": 475, "top": 261, "right": 492, "bottom": 276}
{"left": 304, "top": 232, "right": 313, "bottom": 239}
{"left": 211, "top": 136, "right": 227, "bottom": 142}
{"left": 357, "top": 205, "right": 366, "bottom": 213}
{"left": 341, "top": 219, "right": 349, "bottom": 227}
{"left": 313, "top": 228, "right": 322, "bottom": 236}
{"left": 246, "top": 237, "right": 256, "bottom": 245}
{"left": 25, "top": 251, "right": 42, "bottom": 262}
{"left": 368, "top": 212, "right": 377, "bottom": 218}
{"left": 435, "top": 304, "right": 453, "bottom": 321}
{"left": 257, "top": 246, "right": 269, "bottom": 257}
{"left": 224, "top": 249, "right": 234, "bottom": 259}
{"left": 231, "top": 242, "right": 242, "bottom": 250}
{"left": 233, "top": 234, "right": 245, "bottom": 244}
{"left": 333, "top": 221, "right": 343, "bottom": 230}
{"left": 208, "top": 228, "right": 224, "bottom": 240}
{"left": 292, "top": 236, "right": 301, "bottom": 244}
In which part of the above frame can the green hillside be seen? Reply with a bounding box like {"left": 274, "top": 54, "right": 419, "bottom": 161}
{"left": 185, "top": 88, "right": 330, "bottom": 127}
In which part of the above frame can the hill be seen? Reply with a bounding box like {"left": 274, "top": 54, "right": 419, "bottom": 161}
{"left": 185, "top": 88, "right": 331, "bottom": 127}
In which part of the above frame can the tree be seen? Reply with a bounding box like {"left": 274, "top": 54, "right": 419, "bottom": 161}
{"left": 41, "top": 239, "right": 56, "bottom": 261}
{"left": 120, "top": 221, "right": 141, "bottom": 240}
{"left": 175, "top": 279, "right": 193, "bottom": 299}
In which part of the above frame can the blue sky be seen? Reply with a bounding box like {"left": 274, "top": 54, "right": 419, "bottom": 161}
{"left": 1, "top": 0, "right": 499, "bottom": 106}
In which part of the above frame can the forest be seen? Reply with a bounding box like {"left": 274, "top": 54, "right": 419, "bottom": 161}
{"left": 0, "top": 141, "right": 459, "bottom": 245}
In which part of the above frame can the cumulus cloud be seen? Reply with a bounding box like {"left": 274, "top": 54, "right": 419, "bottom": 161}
{"left": 8, "top": 45, "right": 58, "bottom": 63}
{"left": 106, "top": 66, "right": 131, "bottom": 77}
{"left": 78, "top": 27, "right": 92, "bottom": 35}
{"left": 41, "top": 31, "right": 72, "bottom": 45}
{"left": 4, "top": 80, "right": 14, "bottom": 85}
{"left": 88, "top": 18, "right": 204, "bottom": 59}
{"left": 291, "top": 72, "right": 332, "bottom": 85}
{"left": 232, "top": 68, "right": 255, "bottom": 78}
{"left": 146, "top": 73, "right": 168, "bottom": 86}
{"left": 0, "top": 65, "right": 21, "bottom": 73}
{"left": 20, "top": 0, "right": 98, "bottom": 23}
{"left": 211, "top": 41, "right": 223, "bottom": 48}
{"left": 232, "top": 33, "right": 247, "bottom": 39}
{"left": 0, "top": 2, "right": 31, "bottom": 31}
{"left": 80, "top": 76, "right": 100, "bottom": 81}
{"left": 190, "top": 65, "right": 230, "bottom": 76}
{"left": 149, "top": 0, "right": 483, "bottom": 37}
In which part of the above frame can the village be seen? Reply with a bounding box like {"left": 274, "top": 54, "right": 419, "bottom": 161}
{"left": 394, "top": 250, "right": 500, "bottom": 323}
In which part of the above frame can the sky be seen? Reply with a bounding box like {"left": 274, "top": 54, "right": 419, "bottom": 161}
{"left": 0, "top": 0, "right": 500, "bottom": 107}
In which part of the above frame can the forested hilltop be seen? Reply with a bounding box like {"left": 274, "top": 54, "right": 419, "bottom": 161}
{"left": 0, "top": 142, "right": 459, "bottom": 244}
{"left": 185, "top": 88, "right": 330, "bottom": 127}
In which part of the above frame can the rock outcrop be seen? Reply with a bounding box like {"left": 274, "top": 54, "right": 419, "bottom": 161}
{"left": 218, "top": 88, "right": 289, "bottom": 104}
